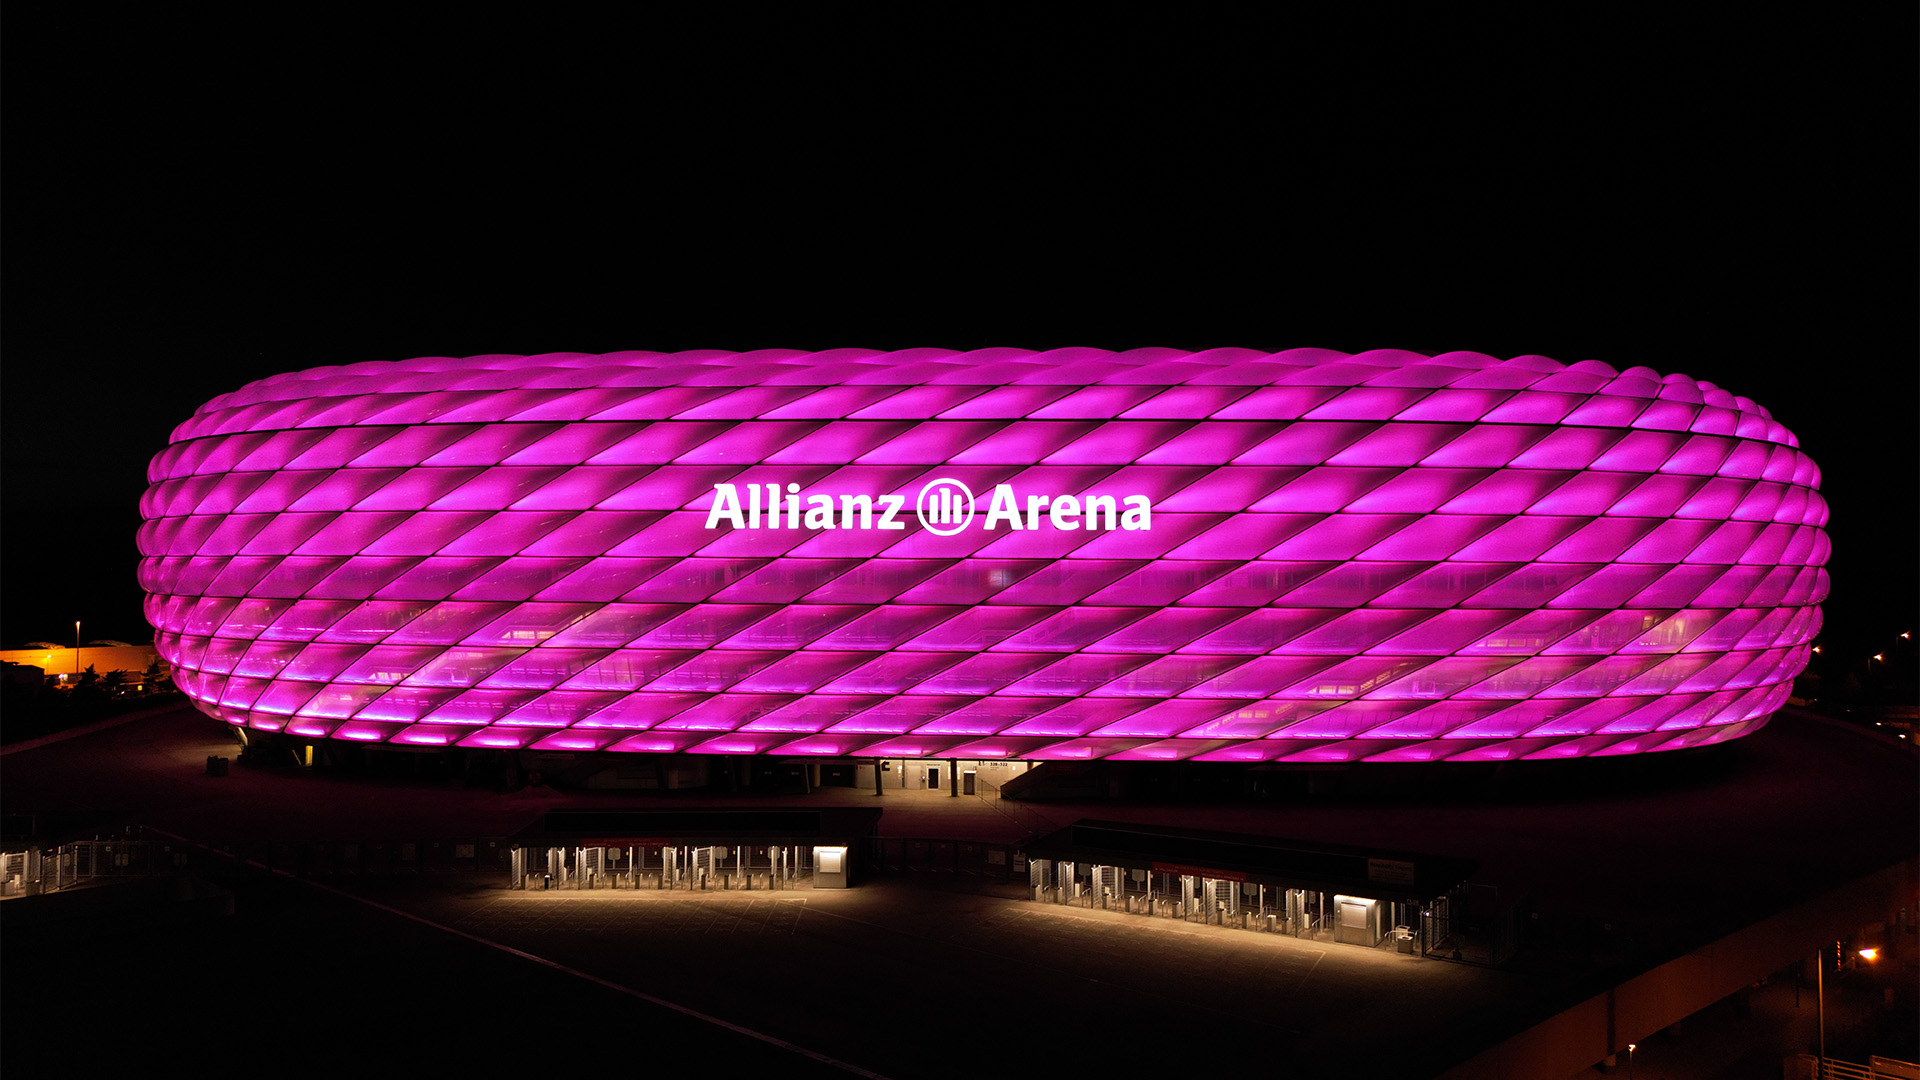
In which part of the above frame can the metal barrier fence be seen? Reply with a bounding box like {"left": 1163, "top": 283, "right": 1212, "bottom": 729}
{"left": 264, "top": 838, "right": 514, "bottom": 876}
{"left": 1422, "top": 882, "right": 1518, "bottom": 967}
{"left": 1795, "top": 1055, "right": 1920, "bottom": 1080}
{"left": 511, "top": 843, "right": 815, "bottom": 891}
{"left": 3, "top": 837, "right": 210, "bottom": 895}
{"left": 1, "top": 833, "right": 519, "bottom": 895}
{"left": 966, "top": 771, "right": 1060, "bottom": 844}
{"left": 7, "top": 832, "right": 1027, "bottom": 893}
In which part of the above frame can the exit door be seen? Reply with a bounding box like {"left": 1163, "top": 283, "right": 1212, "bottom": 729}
{"left": 926, "top": 767, "right": 941, "bottom": 789}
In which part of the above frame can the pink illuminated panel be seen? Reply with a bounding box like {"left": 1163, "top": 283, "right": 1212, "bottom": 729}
{"left": 140, "top": 348, "right": 1827, "bottom": 762}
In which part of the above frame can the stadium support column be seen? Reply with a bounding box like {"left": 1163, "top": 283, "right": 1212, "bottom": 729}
{"left": 873, "top": 758, "right": 884, "bottom": 797}
{"left": 949, "top": 758, "right": 959, "bottom": 797}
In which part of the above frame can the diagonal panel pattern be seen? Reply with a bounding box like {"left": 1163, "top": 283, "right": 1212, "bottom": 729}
{"left": 140, "top": 349, "right": 1827, "bottom": 762}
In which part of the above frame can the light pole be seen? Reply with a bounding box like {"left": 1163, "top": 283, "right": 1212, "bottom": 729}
{"left": 74, "top": 620, "right": 81, "bottom": 678}
{"left": 1817, "top": 941, "right": 1827, "bottom": 1074}
{"left": 1820, "top": 940, "right": 1883, "bottom": 1071}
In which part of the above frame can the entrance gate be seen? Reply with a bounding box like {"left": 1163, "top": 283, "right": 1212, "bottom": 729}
{"left": 509, "top": 844, "right": 816, "bottom": 890}
{"left": 1019, "top": 860, "right": 1416, "bottom": 948}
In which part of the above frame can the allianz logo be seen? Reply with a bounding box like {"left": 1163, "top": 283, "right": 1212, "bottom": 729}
{"left": 704, "top": 478, "right": 1154, "bottom": 534}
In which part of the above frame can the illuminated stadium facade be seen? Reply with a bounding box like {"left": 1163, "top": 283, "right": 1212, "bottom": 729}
{"left": 138, "top": 348, "right": 1827, "bottom": 769}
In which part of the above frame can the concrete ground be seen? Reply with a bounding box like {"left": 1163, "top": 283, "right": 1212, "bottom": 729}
{"left": 3, "top": 705, "right": 1915, "bottom": 1077}
{"left": 350, "top": 873, "right": 1522, "bottom": 1076}
{"left": 1566, "top": 944, "right": 1919, "bottom": 1080}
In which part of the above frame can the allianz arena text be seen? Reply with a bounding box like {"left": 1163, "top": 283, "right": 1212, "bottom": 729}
{"left": 138, "top": 348, "right": 1827, "bottom": 763}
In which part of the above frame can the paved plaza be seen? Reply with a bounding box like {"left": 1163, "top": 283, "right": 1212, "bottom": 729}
{"left": 4, "top": 704, "right": 1914, "bottom": 1076}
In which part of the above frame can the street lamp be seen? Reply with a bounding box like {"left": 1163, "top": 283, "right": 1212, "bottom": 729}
{"left": 1816, "top": 939, "right": 1882, "bottom": 1070}
{"left": 74, "top": 620, "right": 80, "bottom": 678}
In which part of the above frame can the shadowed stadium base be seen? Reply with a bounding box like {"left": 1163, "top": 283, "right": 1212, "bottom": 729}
{"left": 2, "top": 704, "right": 1913, "bottom": 1077}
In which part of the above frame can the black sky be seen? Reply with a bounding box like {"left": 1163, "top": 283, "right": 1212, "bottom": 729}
{"left": 3, "top": 8, "right": 1913, "bottom": 659}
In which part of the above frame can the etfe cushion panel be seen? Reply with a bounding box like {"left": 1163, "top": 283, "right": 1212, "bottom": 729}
{"left": 139, "top": 348, "right": 1825, "bottom": 761}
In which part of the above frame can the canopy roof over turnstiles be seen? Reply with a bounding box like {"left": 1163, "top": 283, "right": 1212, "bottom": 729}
{"left": 511, "top": 806, "right": 882, "bottom": 847}
{"left": 1023, "top": 818, "right": 1476, "bottom": 900}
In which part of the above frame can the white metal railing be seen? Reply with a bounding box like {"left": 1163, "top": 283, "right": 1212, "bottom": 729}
{"left": 969, "top": 771, "right": 1059, "bottom": 842}
{"left": 1811, "top": 1056, "right": 1920, "bottom": 1080}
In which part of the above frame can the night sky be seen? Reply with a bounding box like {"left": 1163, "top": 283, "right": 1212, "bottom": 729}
{"left": 4, "top": 9, "right": 1913, "bottom": 667}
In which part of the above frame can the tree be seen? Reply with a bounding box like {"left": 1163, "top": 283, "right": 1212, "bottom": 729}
{"left": 72, "top": 664, "right": 101, "bottom": 703}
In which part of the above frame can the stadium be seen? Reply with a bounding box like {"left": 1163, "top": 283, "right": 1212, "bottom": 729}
{"left": 137, "top": 347, "right": 1828, "bottom": 782}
